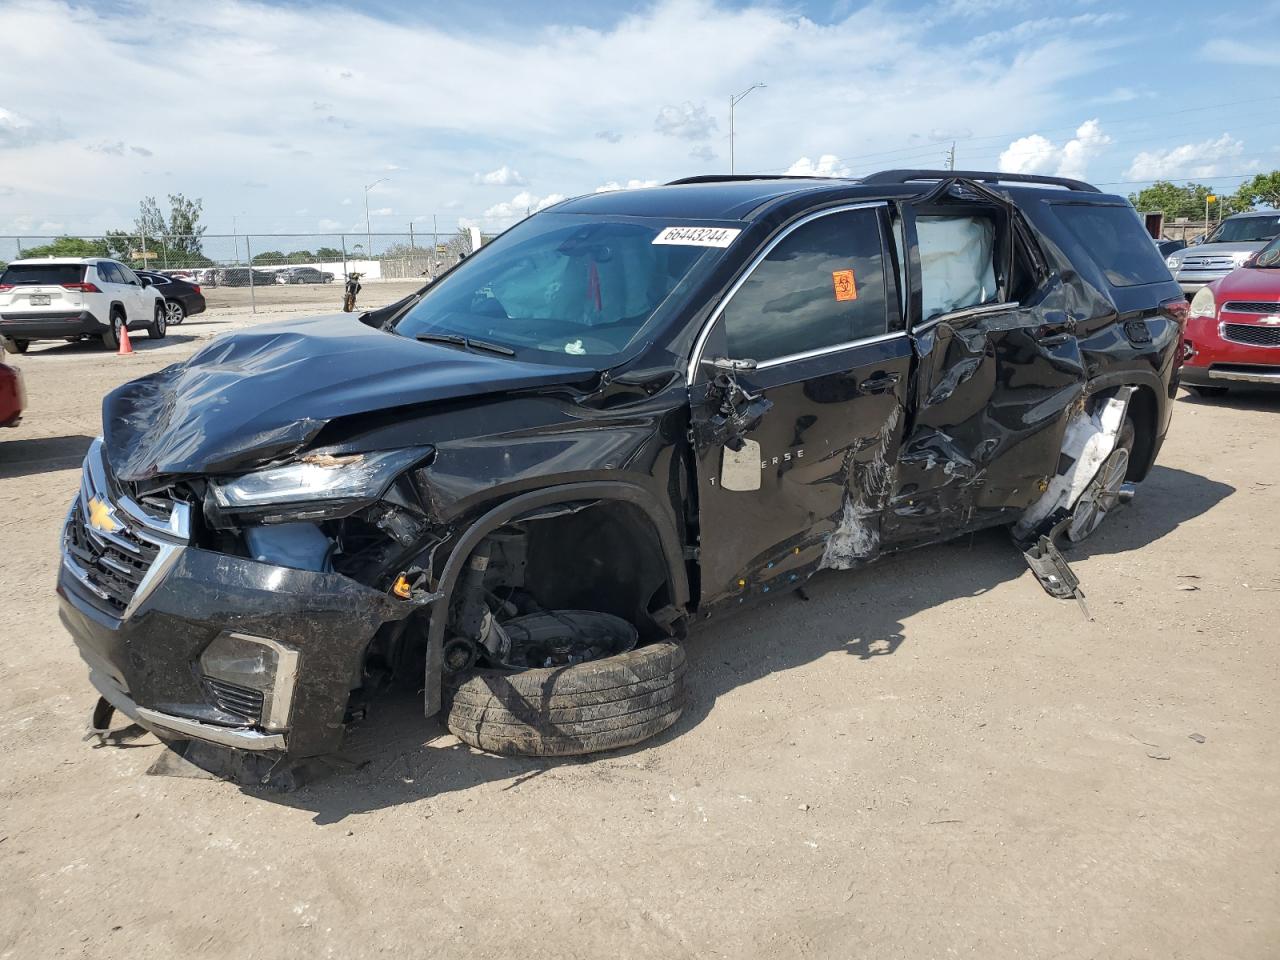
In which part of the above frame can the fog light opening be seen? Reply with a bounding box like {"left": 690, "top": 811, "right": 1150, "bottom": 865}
{"left": 199, "top": 632, "right": 299, "bottom": 732}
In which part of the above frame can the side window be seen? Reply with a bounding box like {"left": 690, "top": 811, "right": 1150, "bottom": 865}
{"left": 916, "top": 215, "right": 998, "bottom": 320}
{"left": 722, "top": 208, "right": 888, "bottom": 362}
{"left": 98, "top": 262, "right": 123, "bottom": 285}
{"left": 1052, "top": 203, "right": 1172, "bottom": 287}
{"left": 117, "top": 264, "right": 139, "bottom": 285}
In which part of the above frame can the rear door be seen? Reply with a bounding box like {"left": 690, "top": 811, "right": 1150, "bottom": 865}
{"left": 881, "top": 181, "right": 1084, "bottom": 548}
{"left": 115, "top": 263, "right": 150, "bottom": 320}
{"left": 689, "top": 203, "right": 913, "bottom": 609}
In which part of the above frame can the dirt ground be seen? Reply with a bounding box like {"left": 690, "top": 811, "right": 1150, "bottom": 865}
{"left": 1, "top": 300, "right": 1277, "bottom": 959}
{"left": 201, "top": 279, "right": 425, "bottom": 315}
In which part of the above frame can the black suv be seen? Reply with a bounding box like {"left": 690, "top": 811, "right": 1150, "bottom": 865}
{"left": 59, "top": 171, "right": 1187, "bottom": 767}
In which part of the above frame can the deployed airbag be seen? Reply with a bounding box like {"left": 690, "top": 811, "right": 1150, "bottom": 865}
{"left": 917, "top": 215, "right": 998, "bottom": 320}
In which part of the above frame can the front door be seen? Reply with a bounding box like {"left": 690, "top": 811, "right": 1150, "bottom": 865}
{"left": 690, "top": 203, "right": 913, "bottom": 610}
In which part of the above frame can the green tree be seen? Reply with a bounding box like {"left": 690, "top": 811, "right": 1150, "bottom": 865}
{"left": 1128, "top": 180, "right": 1250, "bottom": 222}
{"left": 315, "top": 246, "right": 343, "bottom": 260}
{"left": 1233, "top": 171, "right": 1280, "bottom": 210}
{"left": 251, "top": 250, "right": 286, "bottom": 265}
{"left": 129, "top": 193, "right": 207, "bottom": 267}
{"left": 18, "top": 236, "right": 109, "bottom": 258}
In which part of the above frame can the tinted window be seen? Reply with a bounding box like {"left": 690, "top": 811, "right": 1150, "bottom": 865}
{"left": 98, "top": 262, "right": 124, "bottom": 284}
{"left": 1053, "top": 204, "right": 1172, "bottom": 287}
{"left": 722, "top": 208, "right": 887, "bottom": 361}
{"left": 117, "top": 264, "right": 139, "bottom": 284}
{"left": 0, "top": 263, "right": 85, "bottom": 286}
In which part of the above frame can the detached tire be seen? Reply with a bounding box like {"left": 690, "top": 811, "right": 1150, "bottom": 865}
{"left": 446, "top": 641, "right": 686, "bottom": 757}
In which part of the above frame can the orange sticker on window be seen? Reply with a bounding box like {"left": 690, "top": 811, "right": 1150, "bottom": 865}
{"left": 832, "top": 269, "right": 857, "bottom": 302}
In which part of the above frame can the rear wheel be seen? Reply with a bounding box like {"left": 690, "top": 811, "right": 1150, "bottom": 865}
{"left": 164, "top": 299, "right": 186, "bottom": 326}
{"left": 147, "top": 302, "right": 167, "bottom": 339}
{"left": 1066, "top": 415, "right": 1135, "bottom": 544}
{"left": 101, "top": 310, "right": 125, "bottom": 350}
{"left": 2, "top": 338, "right": 29, "bottom": 355}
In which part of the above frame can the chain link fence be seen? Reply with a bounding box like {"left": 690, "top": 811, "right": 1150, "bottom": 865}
{"left": 0, "top": 231, "right": 490, "bottom": 285}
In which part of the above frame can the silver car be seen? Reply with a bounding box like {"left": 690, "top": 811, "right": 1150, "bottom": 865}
{"left": 1167, "top": 210, "right": 1280, "bottom": 295}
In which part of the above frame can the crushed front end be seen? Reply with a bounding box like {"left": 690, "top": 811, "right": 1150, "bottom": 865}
{"left": 57, "top": 438, "right": 425, "bottom": 758}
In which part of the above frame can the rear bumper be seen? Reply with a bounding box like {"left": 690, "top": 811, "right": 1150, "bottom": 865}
{"left": 0, "top": 310, "right": 105, "bottom": 340}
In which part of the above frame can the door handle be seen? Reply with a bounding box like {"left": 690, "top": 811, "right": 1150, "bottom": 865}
{"left": 858, "top": 371, "right": 900, "bottom": 395}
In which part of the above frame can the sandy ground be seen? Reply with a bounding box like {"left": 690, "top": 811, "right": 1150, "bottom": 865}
{"left": 0, "top": 302, "right": 1277, "bottom": 959}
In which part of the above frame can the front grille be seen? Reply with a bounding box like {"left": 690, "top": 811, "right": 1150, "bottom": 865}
{"left": 1182, "top": 256, "right": 1236, "bottom": 270}
{"left": 205, "top": 678, "right": 265, "bottom": 724}
{"left": 1222, "top": 323, "right": 1280, "bottom": 348}
{"left": 64, "top": 502, "right": 161, "bottom": 615}
{"left": 1223, "top": 301, "right": 1280, "bottom": 315}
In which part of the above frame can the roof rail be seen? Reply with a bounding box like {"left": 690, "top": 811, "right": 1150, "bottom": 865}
{"left": 860, "top": 169, "right": 1101, "bottom": 193}
{"left": 664, "top": 174, "right": 840, "bottom": 186}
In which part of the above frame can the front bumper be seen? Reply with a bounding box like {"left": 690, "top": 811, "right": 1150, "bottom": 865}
{"left": 58, "top": 440, "right": 415, "bottom": 758}
{"left": 1182, "top": 313, "right": 1280, "bottom": 388}
{"left": 0, "top": 310, "right": 106, "bottom": 340}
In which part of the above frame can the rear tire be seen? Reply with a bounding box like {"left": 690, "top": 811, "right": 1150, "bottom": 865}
{"left": 2, "top": 338, "right": 29, "bottom": 355}
{"left": 164, "top": 299, "right": 186, "bottom": 326}
{"left": 1065, "top": 414, "right": 1135, "bottom": 544}
{"left": 101, "top": 310, "right": 124, "bottom": 350}
{"left": 446, "top": 640, "right": 686, "bottom": 757}
{"left": 1185, "top": 384, "right": 1227, "bottom": 398}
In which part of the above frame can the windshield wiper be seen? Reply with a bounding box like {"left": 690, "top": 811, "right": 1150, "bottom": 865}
{"left": 415, "top": 332, "right": 515, "bottom": 357}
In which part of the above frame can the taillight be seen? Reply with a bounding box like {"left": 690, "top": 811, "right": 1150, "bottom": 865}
{"left": 61, "top": 282, "right": 101, "bottom": 293}
{"left": 0, "top": 284, "right": 13, "bottom": 292}
{"left": 1161, "top": 297, "right": 1190, "bottom": 327}
{"left": 192, "top": 284, "right": 201, "bottom": 294}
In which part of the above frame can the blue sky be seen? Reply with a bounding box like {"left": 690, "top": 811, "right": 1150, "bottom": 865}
{"left": 0, "top": 0, "right": 1276, "bottom": 239}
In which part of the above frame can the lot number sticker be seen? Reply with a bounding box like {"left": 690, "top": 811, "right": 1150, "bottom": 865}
{"left": 653, "top": 226, "right": 741, "bottom": 247}
{"left": 832, "top": 269, "right": 857, "bottom": 301}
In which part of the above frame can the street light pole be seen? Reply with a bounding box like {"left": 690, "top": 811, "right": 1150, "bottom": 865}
{"left": 729, "top": 82, "right": 766, "bottom": 175}
{"left": 364, "top": 177, "right": 388, "bottom": 268}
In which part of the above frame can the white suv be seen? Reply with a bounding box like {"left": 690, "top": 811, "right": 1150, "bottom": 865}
{"left": 0, "top": 257, "right": 167, "bottom": 353}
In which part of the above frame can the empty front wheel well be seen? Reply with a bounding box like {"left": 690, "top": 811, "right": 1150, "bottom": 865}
{"left": 1124, "top": 384, "right": 1158, "bottom": 482}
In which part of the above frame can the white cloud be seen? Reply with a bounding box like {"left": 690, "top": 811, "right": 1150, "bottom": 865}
{"left": 369, "top": 206, "right": 392, "bottom": 216}
{"left": 473, "top": 165, "right": 527, "bottom": 186}
{"left": 482, "top": 191, "right": 566, "bottom": 222}
{"left": 318, "top": 218, "right": 341, "bottom": 230}
{"left": 1201, "top": 39, "right": 1271, "bottom": 67}
{"left": 340, "top": 198, "right": 352, "bottom": 206}
{"left": 1124, "top": 134, "right": 1246, "bottom": 181}
{"left": 689, "top": 144, "right": 716, "bottom": 162}
{"left": 998, "top": 119, "right": 1111, "bottom": 179}
{"left": 654, "top": 101, "right": 718, "bottom": 140}
{"left": 594, "top": 179, "right": 658, "bottom": 193}
{"left": 786, "top": 155, "right": 851, "bottom": 177}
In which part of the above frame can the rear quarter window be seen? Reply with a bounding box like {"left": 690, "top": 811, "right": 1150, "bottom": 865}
{"left": 0, "top": 263, "right": 86, "bottom": 286}
{"left": 1052, "top": 203, "right": 1171, "bottom": 287}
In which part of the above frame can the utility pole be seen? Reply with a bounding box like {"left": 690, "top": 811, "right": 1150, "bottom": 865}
{"left": 432, "top": 214, "right": 439, "bottom": 279}
{"left": 364, "top": 177, "right": 388, "bottom": 268}
{"left": 729, "top": 82, "right": 766, "bottom": 175}
{"left": 945, "top": 142, "right": 956, "bottom": 171}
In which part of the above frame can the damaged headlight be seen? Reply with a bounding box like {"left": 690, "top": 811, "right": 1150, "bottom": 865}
{"left": 212, "top": 447, "right": 430, "bottom": 508}
{"left": 1189, "top": 287, "right": 1216, "bottom": 319}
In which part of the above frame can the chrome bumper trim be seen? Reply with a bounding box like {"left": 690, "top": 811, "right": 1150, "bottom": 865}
{"left": 1208, "top": 369, "right": 1280, "bottom": 384}
{"left": 135, "top": 707, "right": 287, "bottom": 752}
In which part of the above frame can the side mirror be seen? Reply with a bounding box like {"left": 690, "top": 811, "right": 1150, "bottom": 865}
{"left": 701, "top": 356, "right": 758, "bottom": 374}
{"left": 139, "top": 276, "right": 151, "bottom": 287}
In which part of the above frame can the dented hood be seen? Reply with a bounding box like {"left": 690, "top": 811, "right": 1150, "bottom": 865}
{"left": 103, "top": 314, "right": 589, "bottom": 480}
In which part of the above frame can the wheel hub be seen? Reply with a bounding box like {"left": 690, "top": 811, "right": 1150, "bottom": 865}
{"left": 1066, "top": 445, "right": 1130, "bottom": 542}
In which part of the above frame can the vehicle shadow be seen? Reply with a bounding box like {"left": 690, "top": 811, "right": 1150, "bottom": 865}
{"left": 251, "top": 462, "right": 1234, "bottom": 823}
{"left": 1178, "top": 386, "right": 1280, "bottom": 413}
{"left": 21, "top": 333, "right": 198, "bottom": 357}
{"left": 0, "top": 433, "right": 94, "bottom": 478}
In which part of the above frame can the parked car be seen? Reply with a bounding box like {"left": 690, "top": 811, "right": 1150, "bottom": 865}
{"left": 1153, "top": 237, "right": 1185, "bottom": 258}
{"left": 0, "top": 359, "right": 24, "bottom": 428}
{"left": 135, "top": 270, "right": 207, "bottom": 325}
{"left": 58, "top": 169, "right": 1186, "bottom": 768}
{"left": 215, "top": 267, "right": 276, "bottom": 287}
{"left": 1166, "top": 210, "right": 1280, "bottom": 295}
{"left": 276, "top": 267, "right": 335, "bottom": 284}
{"left": 0, "top": 257, "right": 167, "bottom": 352}
{"left": 1181, "top": 234, "right": 1280, "bottom": 395}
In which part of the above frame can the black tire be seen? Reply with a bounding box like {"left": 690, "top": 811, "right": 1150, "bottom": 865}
{"left": 1185, "top": 384, "right": 1227, "bottom": 398}
{"left": 2, "top": 338, "right": 29, "bottom": 355}
{"left": 147, "top": 302, "right": 167, "bottom": 339}
{"left": 446, "top": 640, "right": 686, "bottom": 757}
{"left": 101, "top": 309, "right": 124, "bottom": 350}
{"left": 164, "top": 299, "right": 186, "bottom": 326}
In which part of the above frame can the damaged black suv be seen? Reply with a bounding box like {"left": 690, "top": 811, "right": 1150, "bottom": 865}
{"left": 59, "top": 170, "right": 1187, "bottom": 766}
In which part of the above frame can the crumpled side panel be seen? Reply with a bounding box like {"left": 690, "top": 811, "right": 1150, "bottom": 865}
{"left": 819, "top": 405, "right": 901, "bottom": 570}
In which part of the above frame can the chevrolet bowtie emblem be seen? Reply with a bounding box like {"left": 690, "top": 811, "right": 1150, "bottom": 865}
{"left": 1259, "top": 315, "right": 1280, "bottom": 326}
{"left": 87, "top": 496, "right": 118, "bottom": 534}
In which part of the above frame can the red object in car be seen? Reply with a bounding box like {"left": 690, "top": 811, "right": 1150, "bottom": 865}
{"left": 0, "top": 360, "right": 24, "bottom": 428}
{"left": 1180, "top": 236, "right": 1280, "bottom": 395}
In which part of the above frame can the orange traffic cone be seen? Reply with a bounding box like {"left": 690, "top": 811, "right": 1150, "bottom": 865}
{"left": 117, "top": 325, "right": 134, "bottom": 356}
